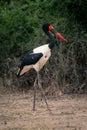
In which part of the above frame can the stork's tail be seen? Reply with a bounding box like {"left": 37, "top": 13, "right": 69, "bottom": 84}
{"left": 16, "top": 68, "right": 21, "bottom": 77}
{"left": 16, "top": 65, "right": 23, "bottom": 77}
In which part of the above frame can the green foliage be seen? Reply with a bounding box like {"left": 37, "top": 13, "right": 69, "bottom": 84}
{"left": 65, "top": 0, "right": 87, "bottom": 29}
{"left": 46, "top": 0, "right": 87, "bottom": 29}
{"left": 0, "top": 0, "right": 39, "bottom": 61}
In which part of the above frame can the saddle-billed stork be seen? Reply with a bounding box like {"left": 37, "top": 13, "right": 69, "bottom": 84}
{"left": 17, "top": 23, "right": 67, "bottom": 110}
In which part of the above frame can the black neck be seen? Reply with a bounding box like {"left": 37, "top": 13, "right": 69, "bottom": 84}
{"left": 49, "top": 42, "right": 55, "bottom": 49}
{"left": 42, "top": 24, "right": 55, "bottom": 49}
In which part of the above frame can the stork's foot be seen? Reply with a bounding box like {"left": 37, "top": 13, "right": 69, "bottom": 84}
{"left": 47, "top": 108, "right": 51, "bottom": 111}
{"left": 32, "top": 104, "right": 36, "bottom": 111}
{"left": 32, "top": 108, "right": 36, "bottom": 111}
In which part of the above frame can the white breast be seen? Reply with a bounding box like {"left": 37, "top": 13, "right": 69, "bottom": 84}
{"left": 33, "top": 44, "right": 51, "bottom": 72}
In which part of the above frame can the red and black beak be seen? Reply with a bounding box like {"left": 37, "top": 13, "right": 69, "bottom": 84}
{"left": 48, "top": 25, "right": 67, "bottom": 42}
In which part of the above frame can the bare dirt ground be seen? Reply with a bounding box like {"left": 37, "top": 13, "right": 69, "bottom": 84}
{"left": 0, "top": 92, "right": 87, "bottom": 130}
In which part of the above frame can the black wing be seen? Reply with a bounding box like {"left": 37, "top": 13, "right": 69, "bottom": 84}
{"left": 19, "top": 52, "right": 43, "bottom": 69}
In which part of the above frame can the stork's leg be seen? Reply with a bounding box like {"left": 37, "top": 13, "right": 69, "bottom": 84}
{"left": 37, "top": 72, "right": 50, "bottom": 110}
{"left": 33, "top": 76, "right": 37, "bottom": 111}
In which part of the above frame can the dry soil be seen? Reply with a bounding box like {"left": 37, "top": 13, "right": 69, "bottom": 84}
{"left": 0, "top": 93, "right": 87, "bottom": 130}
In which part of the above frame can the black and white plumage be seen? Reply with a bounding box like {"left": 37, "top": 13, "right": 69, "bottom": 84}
{"left": 17, "top": 23, "right": 67, "bottom": 110}
{"left": 17, "top": 44, "right": 52, "bottom": 77}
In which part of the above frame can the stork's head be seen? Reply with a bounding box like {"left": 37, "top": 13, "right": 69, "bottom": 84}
{"left": 42, "top": 23, "right": 67, "bottom": 42}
